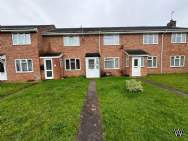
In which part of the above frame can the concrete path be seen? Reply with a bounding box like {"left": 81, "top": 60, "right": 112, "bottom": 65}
{"left": 141, "top": 79, "right": 188, "bottom": 97}
{"left": 77, "top": 79, "right": 102, "bottom": 141}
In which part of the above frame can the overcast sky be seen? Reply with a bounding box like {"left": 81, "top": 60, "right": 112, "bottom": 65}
{"left": 0, "top": 0, "right": 188, "bottom": 28}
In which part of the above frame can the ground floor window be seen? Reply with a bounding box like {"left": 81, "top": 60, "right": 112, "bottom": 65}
{"left": 15, "top": 59, "right": 33, "bottom": 72}
{"left": 170, "top": 56, "right": 185, "bottom": 67}
{"left": 65, "top": 58, "right": 80, "bottom": 70}
{"left": 104, "top": 57, "right": 119, "bottom": 69}
{"left": 147, "top": 56, "right": 157, "bottom": 68}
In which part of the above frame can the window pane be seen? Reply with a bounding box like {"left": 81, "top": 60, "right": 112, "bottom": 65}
{"left": 88, "top": 59, "right": 95, "bottom": 69}
{"left": 114, "top": 58, "right": 119, "bottom": 68}
{"left": 104, "top": 35, "right": 119, "bottom": 45}
{"left": 28, "top": 60, "right": 32, "bottom": 71}
{"left": 64, "top": 36, "right": 80, "bottom": 46}
{"left": 65, "top": 60, "right": 70, "bottom": 70}
{"left": 21, "top": 60, "right": 27, "bottom": 71}
{"left": 144, "top": 34, "right": 158, "bottom": 44}
{"left": 141, "top": 57, "right": 144, "bottom": 67}
{"left": 105, "top": 58, "right": 114, "bottom": 68}
{"left": 174, "top": 58, "right": 179, "bottom": 66}
{"left": 181, "top": 56, "right": 185, "bottom": 66}
{"left": 70, "top": 59, "right": 75, "bottom": 70}
{"left": 0, "top": 62, "right": 5, "bottom": 72}
{"left": 148, "top": 60, "right": 152, "bottom": 67}
{"left": 171, "top": 57, "right": 175, "bottom": 66}
{"left": 46, "top": 60, "right": 52, "bottom": 70}
{"left": 76, "top": 59, "right": 80, "bottom": 69}
{"left": 153, "top": 57, "right": 157, "bottom": 67}
{"left": 16, "top": 60, "right": 21, "bottom": 71}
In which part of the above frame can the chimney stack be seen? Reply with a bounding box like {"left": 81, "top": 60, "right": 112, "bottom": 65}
{"left": 167, "top": 20, "right": 176, "bottom": 27}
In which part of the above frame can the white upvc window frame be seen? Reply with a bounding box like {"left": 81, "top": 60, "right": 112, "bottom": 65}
{"left": 143, "top": 33, "right": 158, "bottom": 45}
{"left": 171, "top": 33, "right": 187, "bottom": 43}
{"left": 15, "top": 59, "right": 33, "bottom": 73}
{"left": 103, "top": 34, "right": 120, "bottom": 45}
{"left": 104, "top": 57, "right": 120, "bottom": 69}
{"left": 63, "top": 36, "right": 80, "bottom": 46}
{"left": 64, "top": 58, "right": 81, "bottom": 71}
{"left": 170, "top": 56, "right": 185, "bottom": 67}
{"left": 12, "top": 33, "right": 31, "bottom": 45}
{"left": 147, "top": 56, "right": 157, "bottom": 68}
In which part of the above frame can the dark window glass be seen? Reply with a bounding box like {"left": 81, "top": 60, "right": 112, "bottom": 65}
{"left": 0, "top": 62, "right": 4, "bottom": 72}
{"left": 76, "top": 59, "right": 80, "bottom": 69}
{"left": 70, "top": 59, "right": 75, "bottom": 70}
{"left": 65, "top": 60, "right": 70, "bottom": 70}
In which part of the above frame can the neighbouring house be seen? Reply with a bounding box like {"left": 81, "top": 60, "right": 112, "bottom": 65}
{"left": 0, "top": 20, "right": 188, "bottom": 82}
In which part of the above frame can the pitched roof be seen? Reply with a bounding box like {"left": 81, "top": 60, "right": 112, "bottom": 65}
{"left": 43, "top": 26, "right": 188, "bottom": 36}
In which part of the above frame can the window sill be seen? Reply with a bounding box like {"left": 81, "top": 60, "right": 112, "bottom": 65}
{"left": 64, "top": 45, "right": 80, "bottom": 47}
{"left": 147, "top": 67, "right": 158, "bottom": 68}
{"left": 16, "top": 71, "right": 34, "bottom": 73}
{"left": 104, "top": 68, "right": 120, "bottom": 70}
{"left": 13, "top": 44, "right": 31, "bottom": 46}
{"left": 170, "top": 66, "right": 184, "bottom": 68}
{"left": 103, "top": 44, "right": 120, "bottom": 46}
{"left": 65, "top": 69, "right": 81, "bottom": 71}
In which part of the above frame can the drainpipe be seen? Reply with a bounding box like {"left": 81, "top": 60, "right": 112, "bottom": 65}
{"left": 98, "top": 31, "right": 101, "bottom": 54}
{"left": 161, "top": 33, "right": 165, "bottom": 74}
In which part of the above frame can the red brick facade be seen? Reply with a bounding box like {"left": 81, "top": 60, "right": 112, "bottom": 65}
{"left": 0, "top": 24, "right": 188, "bottom": 82}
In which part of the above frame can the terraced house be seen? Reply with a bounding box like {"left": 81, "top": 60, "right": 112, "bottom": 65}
{"left": 0, "top": 20, "right": 188, "bottom": 82}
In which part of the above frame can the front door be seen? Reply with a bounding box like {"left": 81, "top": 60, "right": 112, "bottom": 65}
{"left": 0, "top": 58, "right": 7, "bottom": 80}
{"left": 86, "top": 57, "right": 100, "bottom": 78}
{"left": 44, "top": 59, "right": 54, "bottom": 79}
{"left": 132, "top": 57, "right": 141, "bottom": 77}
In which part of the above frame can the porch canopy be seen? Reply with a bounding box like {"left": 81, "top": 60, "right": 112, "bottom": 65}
{"left": 40, "top": 52, "right": 63, "bottom": 58}
{"left": 85, "top": 52, "right": 100, "bottom": 57}
{"left": 125, "top": 49, "right": 150, "bottom": 56}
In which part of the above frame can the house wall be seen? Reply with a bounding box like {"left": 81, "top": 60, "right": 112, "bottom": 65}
{"left": 1, "top": 29, "right": 188, "bottom": 81}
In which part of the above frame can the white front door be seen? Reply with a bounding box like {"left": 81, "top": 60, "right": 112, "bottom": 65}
{"left": 44, "top": 59, "right": 54, "bottom": 79}
{"left": 0, "top": 58, "right": 7, "bottom": 81}
{"left": 86, "top": 57, "right": 100, "bottom": 78}
{"left": 132, "top": 57, "right": 141, "bottom": 77}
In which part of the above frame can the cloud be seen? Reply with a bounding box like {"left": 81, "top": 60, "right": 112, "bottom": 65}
{"left": 0, "top": 0, "right": 187, "bottom": 27}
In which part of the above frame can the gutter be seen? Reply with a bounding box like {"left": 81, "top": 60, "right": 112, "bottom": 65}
{"left": 42, "top": 30, "right": 188, "bottom": 36}
{"left": 0, "top": 28, "right": 38, "bottom": 33}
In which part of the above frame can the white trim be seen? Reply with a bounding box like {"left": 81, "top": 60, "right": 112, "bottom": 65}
{"left": 64, "top": 58, "right": 81, "bottom": 71}
{"left": 44, "top": 58, "right": 54, "bottom": 79}
{"left": 15, "top": 59, "right": 34, "bottom": 73}
{"left": 147, "top": 56, "right": 158, "bottom": 68}
{"left": 170, "top": 55, "right": 185, "bottom": 67}
{"left": 0, "top": 56, "right": 8, "bottom": 80}
{"left": 40, "top": 54, "right": 63, "bottom": 59}
{"left": 143, "top": 33, "right": 158, "bottom": 45}
{"left": 104, "top": 57, "right": 120, "bottom": 69}
{"left": 171, "top": 33, "right": 187, "bottom": 44}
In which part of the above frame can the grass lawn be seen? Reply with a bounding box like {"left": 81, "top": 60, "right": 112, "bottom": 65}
{"left": 0, "top": 77, "right": 89, "bottom": 141}
{"left": 97, "top": 77, "right": 188, "bottom": 141}
{"left": 145, "top": 73, "right": 188, "bottom": 93}
{"left": 0, "top": 83, "right": 32, "bottom": 97}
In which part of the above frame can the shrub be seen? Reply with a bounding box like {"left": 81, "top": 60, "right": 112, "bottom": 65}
{"left": 126, "top": 79, "right": 143, "bottom": 93}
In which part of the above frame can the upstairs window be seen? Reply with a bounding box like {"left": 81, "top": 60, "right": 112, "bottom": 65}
{"left": 171, "top": 33, "right": 186, "bottom": 43}
{"left": 147, "top": 56, "right": 157, "bottom": 68}
{"left": 143, "top": 34, "right": 158, "bottom": 44}
{"left": 63, "top": 36, "right": 80, "bottom": 46}
{"left": 15, "top": 59, "right": 33, "bottom": 73}
{"left": 103, "top": 35, "right": 120, "bottom": 45}
{"left": 170, "top": 56, "right": 185, "bottom": 67}
{"left": 12, "top": 33, "right": 31, "bottom": 45}
{"left": 65, "top": 58, "right": 80, "bottom": 70}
